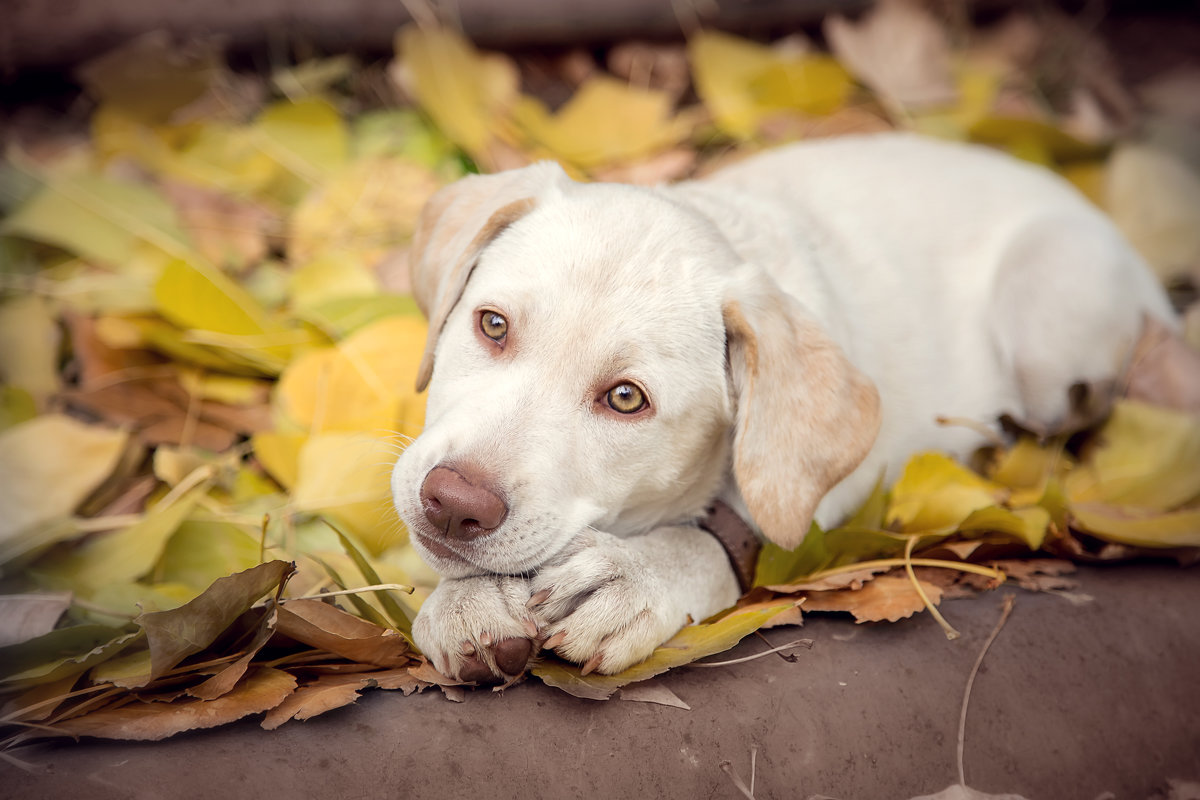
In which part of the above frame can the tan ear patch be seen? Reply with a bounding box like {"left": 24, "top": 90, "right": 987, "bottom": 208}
{"left": 725, "top": 295, "right": 881, "bottom": 549}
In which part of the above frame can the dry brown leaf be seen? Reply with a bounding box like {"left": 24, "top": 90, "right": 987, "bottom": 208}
{"left": 187, "top": 605, "right": 278, "bottom": 701}
{"left": 992, "top": 559, "right": 1079, "bottom": 592}
{"left": 46, "top": 667, "right": 296, "bottom": 741}
{"left": 824, "top": 0, "right": 957, "bottom": 111}
{"left": 608, "top": 42, "right": 691, "bottom": 102}
{"left": 768, "top": 565, "right": 892, "bottom": 593}
{"left": 138, "top": 560, "right": 293, "bottom": 683}
{"left": 618, "top": 681, "right": 691, "bottom": 710}
{"left": 274, "top": 599, "right": 411, "bottom": 668}
{"left": 260, "top": 673, "right": 368, "bottom": 729}
{"left": 803, "top": 575, "right": 943, "bottom": 623}
{"left": 162, "top": 181, "right": 277, "bottom": 271}
{"left": 62, "top": 372, "right": 271, "bottom": 451}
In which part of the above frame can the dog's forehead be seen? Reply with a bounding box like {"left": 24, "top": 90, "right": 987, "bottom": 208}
{"left": 462, "top": 184, "right": 731, "bottom": 396}
{"left": 477, "top": 184, "right": 727, "bottom": 307}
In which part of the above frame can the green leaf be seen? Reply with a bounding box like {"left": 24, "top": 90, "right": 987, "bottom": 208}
{"left": 35, "top": 483, "right": 210, "bottom": 593}
{"left": 3, "top": 170, "right": 192, "bottom": 266}
{"left": 330, "top": 524, "right": 413, "bottom": 638}
{"left": 0, "top": 625, "right": 137, "bottom": 685}
{"left": 157, "top": 520, "right": 263, "bottom": 592}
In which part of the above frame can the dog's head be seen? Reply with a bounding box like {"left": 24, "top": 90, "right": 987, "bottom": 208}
{"left": 392, "top": 163, "right": 880, "bottom": 577}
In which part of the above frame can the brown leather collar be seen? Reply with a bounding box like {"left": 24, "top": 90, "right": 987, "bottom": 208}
{"left": 699, "top": 500, "right": 761, "bottom": 593}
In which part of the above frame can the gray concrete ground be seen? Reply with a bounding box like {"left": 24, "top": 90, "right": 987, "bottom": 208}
{"left": 3, "top": 563, "right": 1197, "bottom": 800}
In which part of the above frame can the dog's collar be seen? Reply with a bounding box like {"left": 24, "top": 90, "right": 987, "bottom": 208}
{"left": 699, "top": 501, "right": 761, "bottom": 594}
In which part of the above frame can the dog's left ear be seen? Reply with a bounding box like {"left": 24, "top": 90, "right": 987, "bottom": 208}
{"left": 409, "top": 162, "right": 569, "bottom": 390}
{"left": 724, "top": 266, "right": 882, "bottom": 549}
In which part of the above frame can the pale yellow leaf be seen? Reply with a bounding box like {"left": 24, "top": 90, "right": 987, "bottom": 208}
{"left": 0, "top": 415, "right": 129, "bottom": 546}
{"left": 0, "top": 296, "right": 62, "bottom": 405}
{"left": 393, "top": 26, "right": 519, "bottom": 165}
{"left": 291, "top": 433, "right": 401, "bottom": 555}
{"left": 512, "top": 76, "right": 692, "bottom": 170}
{"left": 275, "top": 315, "right": 427, "bottom": 437}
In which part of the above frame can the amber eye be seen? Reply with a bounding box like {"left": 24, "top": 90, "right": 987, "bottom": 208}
{"left": 606, "top": 382, "right": 647, "bottom": 414}
{"left": 480, "top": 311, "right": 508, "bottom": 342}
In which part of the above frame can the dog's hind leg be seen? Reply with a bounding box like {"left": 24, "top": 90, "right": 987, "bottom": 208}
{"left": 987, "top": 215, "right": 1177, "bottom": 433}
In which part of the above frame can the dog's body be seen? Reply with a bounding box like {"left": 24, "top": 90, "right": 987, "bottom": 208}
{"left": 392, "top": 133, "right": 1174, "bottom": 680}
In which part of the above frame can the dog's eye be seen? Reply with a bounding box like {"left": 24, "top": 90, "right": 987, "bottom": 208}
{"left": 606, "top": 382, "right": 647, "bottom": 414}
{"left": 480, "top": 311, "right": 508, "bottom": 342}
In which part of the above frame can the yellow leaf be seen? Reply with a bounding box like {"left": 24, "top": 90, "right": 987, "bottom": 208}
{"left": 688, "top": 31, "right": 851, "bottom": 140}
{"left": 0, "top": 415, "right": 129, "bottom": 546}
{"left": 886, "top": 452, "right": 1005, "bottom": 532}
{"left": 532, "top": 601, "right": 796, "bottom": 699}
{"left": 968, "top": 117, "right": 1107, "bottom": 163}
{"left": 275, "top": 315, "right": 427, "bottom": 438}
{"left": 291, "top": 433, "right": 402, "bottom": 555}
{"left": 0, "top": 296, "right": 62, "bottom": 406}
{"left": 1065, "top": 401, "right": 1200, "bottom": 512}
{"left": 957, "top": 505, "right": 1050, "bottom": 550}
{"left": 1069, "top": 503, "right": 1200, "bottom": 548}
{"left": 287, "top": 158, "right": 439, "bottom": 265}
{"left": 168, "top": 123, "right": 283, "bottom": 195}
{"left": 251, "top": 431, "right": 307, "bottom": 490}
{"left": 253, "top": 97, "right": 348, "bottom": 182}
{"left": 177, "top": 368, "right": 269, "bottom": 406}
{"left": 34, "top": 484, "right": 209, "bottom": 593}
{"left": 512, "top": 76, "right": 692, "bottom": 170}
{"left": 748, "top": 56, "right": 853, "bottom": 117}
{"left": 393, "top": 25, "right": 519, "bottom": 165}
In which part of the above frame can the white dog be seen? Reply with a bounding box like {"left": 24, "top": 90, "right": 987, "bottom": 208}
{"left": 390, "top": 133, "right": 1174, "bottom": 681}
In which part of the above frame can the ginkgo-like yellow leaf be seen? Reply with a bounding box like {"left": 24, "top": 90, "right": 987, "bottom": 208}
{"left": 886, "top": 452, "right": 1006, "bottom": 532}
{"left": 274, "top": 315, "right": 427, "bottom": 437}
{"left": 512, "top": 76, "right": 693, "bottom": 170}
{"left": 689, "top": 30, "right": 853, "bottom": 141}
{"left": 393, "top": 25, "right": 520, "bottom": 165}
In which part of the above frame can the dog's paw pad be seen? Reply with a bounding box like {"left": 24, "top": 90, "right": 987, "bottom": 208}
{"left": 459, "top": 655, "right": 497, "bottom": 684}
{"left": 493, "top": 637, "right": 534, "bottom": 675}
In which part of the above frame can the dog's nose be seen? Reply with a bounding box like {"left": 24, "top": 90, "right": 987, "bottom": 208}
{"left": 420, "top": 466, "right": 508, "bottom": 541}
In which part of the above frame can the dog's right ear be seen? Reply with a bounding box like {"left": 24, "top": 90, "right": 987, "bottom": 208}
{"left": 410, "top": 162, "right": 568, "bottom": 391}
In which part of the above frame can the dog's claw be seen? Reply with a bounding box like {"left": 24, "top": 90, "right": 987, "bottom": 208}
{"left": 542, "top": 631, "right": 567, "bottom": 650}
{"left": 460, "top": 641, "right": 476, "bottom": 656}
{"left": 478, "top": 631, "right": 494, "bottom": 647}
{"left": 522, "top": 618, "right": 539, "bottom": 638}
{"left": 527, "top": 588, "right": 552, "bottom": 609}
{"left": 580, "top": 652, "right": 604, "bottom": 676}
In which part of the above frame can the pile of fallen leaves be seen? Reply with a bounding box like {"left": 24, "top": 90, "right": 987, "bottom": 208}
{"left": 2, "top": 0, "right": 1200, "bottom": 745}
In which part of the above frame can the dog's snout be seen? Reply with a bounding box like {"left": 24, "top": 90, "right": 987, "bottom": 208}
{"left": 420, "top": 466, "right": 508, "bottom": 541}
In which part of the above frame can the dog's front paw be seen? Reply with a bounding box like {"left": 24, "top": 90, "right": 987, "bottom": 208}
{"left": 413, "top": 575, "right": 540, "bottom": 684}
{"left": 529, "top": 532, "right": 688, "bottom": 676}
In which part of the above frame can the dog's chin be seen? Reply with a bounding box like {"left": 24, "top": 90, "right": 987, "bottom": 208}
{"left": 407, "top": 526, "right": 553, "bottom": 579}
